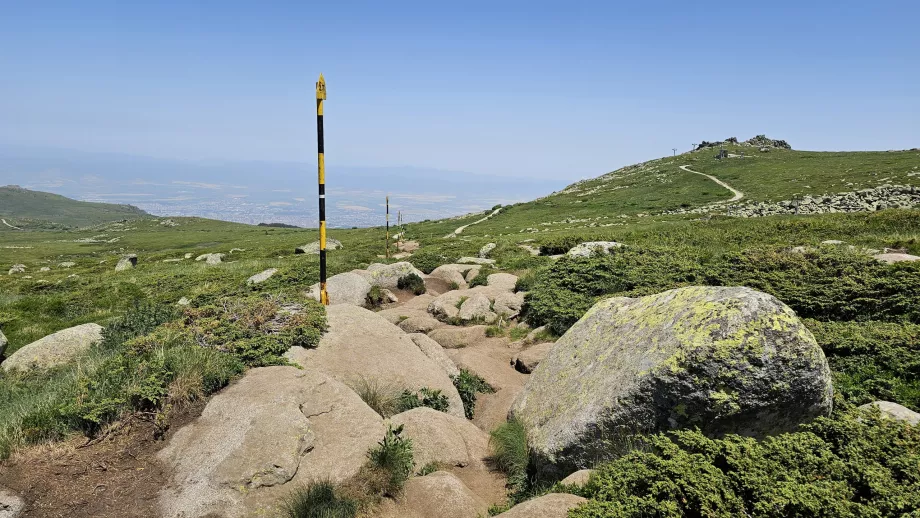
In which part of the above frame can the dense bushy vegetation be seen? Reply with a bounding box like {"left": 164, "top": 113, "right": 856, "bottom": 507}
{"left": 396, "top": 273, "right": 426, "bottom": 295}
{"left": 570, "top": 410, "right": 920, "bottom": 517}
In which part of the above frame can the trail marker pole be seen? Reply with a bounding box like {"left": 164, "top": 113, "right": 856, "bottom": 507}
{"left": 386, "top": 195, "right": 390, "bottom": 259}
{"left": 316, "top": 74, "right": 329, "bottom": 305}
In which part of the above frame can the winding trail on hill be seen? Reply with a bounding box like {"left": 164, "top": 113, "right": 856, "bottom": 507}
{"left": 1, "top": 219, "right": 23, "bottom": 230}
{"left": 680, "top": 165, "right": 744, "bottom": 203}
{"left": 444, "top": 207, "right": 503, "bottom": 238}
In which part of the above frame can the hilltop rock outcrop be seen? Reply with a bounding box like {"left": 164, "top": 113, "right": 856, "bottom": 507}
{"left": 2, "top": 323, "right": 104, "bottom": 372}
{"left": 511, "top": 286, "right": 833, "bottom": 476}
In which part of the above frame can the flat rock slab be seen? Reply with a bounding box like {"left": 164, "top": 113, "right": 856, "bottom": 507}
{"left": 428, "top": 326, "right": 489, "bottom": 349}
{"left": 859, "top": 401, "right": 920, "bottom": 425}
{"left": 157, "top": 366, "right": 384, "bottom": 518}
{"left": 408, "top": 333, "right": 460, "bottom": 378}
{"left": 246, "top": 268, "right": 277, "bottom": 285}
{"left": 567, "top": 241, "right": 624, "bottom": 258}
{"left": 401, "top": 471, "right": 488, "bottom": 518}
{"left": 285, "top": 305, "right": 465, "bottom": 419}
{"left": 2, "top": 323, "right": 103, "bottom": 372}
{"left": 874, "top": 253, "right": 920, "bottom": 264}
{"left": 495, "top": 493, "right": 587, "bottom": 517}
{"left": 307, "top": 272, "right": 372, "bottom": 306}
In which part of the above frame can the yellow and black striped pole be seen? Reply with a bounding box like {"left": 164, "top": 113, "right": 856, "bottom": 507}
{"left": 385, "top": 195, "right": 390, "bottom": 259}
{"left": 316, "top": 74, "right": 329, "bottom": 305}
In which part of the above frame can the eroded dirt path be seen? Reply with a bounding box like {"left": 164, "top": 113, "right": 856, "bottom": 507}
{"left": 1, "top": 219, "right": 23, "bottom": 230}
{"left": 679, "top": 165, "right": 744, "bottom": 203}
{"left": 445, "top": 207, "right": 503, "bottom": 238}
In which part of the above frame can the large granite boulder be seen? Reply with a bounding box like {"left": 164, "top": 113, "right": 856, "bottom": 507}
{"left": 2, "top": 323, "right": 104, "bottom": 372}
{"left": 494, "top": 493, "right": 587, "bottom": 518}
{"left": 390, "top": 407, "right": 490, "bottom": 469}
{"left": 306, "top": 272, "right": 372, "bottom": 306}
{"left": 353, "top": 262, "right": 425, "bottom": 290}
{"left": 285, "top": 305, "right": 465, "bottom": 419}
{"left": 429, "top": 264, "right": 481, "bottom": 289}
{"left": 401, "top": 471, "right": 488, "bottom": 518}
{"left": 408, "top": 333, "right": 460, "bottom": 377}
{"left": 295, "top": 238, "right": 342, "bottom": 254}
{"left": 511, "top": 286, "right": 833, "bottom": 476}
{"left": 157, "top": 366, "right": 384, "bottom": 518}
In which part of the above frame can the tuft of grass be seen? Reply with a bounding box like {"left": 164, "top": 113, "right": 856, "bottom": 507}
{"left": 490, "top": 418, "right": 531, "bottom": 498}
{"left": 366, "top": 285, "right": 385, "bottom": 307}
{"left": 283, "top": 480, "right": 358, "bottom": 518}
{"left": 417, "top": 461, "right": 443, "bottom": 476}
{"left": 451, "top": 368, "right": 495, "bottom": 419}
{"left": 468, "top": 267, "right": 495, "bottom": 288}
{"left": 448, "top": 281, "right": 460, "bottom": 291}
{"left": 485, "top": 325, "right": 505, "bottom": 338}
{"left": 396, "top": 388, "right": 450, "bottom": 414}
{"left": 509, "top": 327, "right": 530, "bottom": 341}
{"left": 367, "top": 424, "right": 414, "bottom": 496}
{"left": 396, "top": 273, "right": 426, "bottom": 295}
{"left": 354, "top": 379, "right": 449, "bottom": 418}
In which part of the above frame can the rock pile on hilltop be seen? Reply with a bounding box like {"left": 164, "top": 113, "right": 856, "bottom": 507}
{"left": 695, "top": 135, "right": 792, "bottom": 151}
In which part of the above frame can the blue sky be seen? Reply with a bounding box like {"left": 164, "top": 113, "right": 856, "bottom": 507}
{"left": 1, "top": 1, "right": 917, "bottom": 182}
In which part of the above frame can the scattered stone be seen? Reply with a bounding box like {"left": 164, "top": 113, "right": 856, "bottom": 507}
{"left": 184, "top": 253, "right": 193, "bottom": 259}
{"left": 39, "top": 266, "right": 51, "bottom": 272}
{"left": 873, "top": 253, "right": 920, "bottom": 264}
{"left": 526, "top": 326, "right": 548, "bottom": 343}
{"left": 407, "top": 333, "right": 460, "bottom": 378}
{"left": 177, "top": 297, "right": 191, "bottom": 307}
{"left": 401, "top": 471, "right": 488, "bottom": 518}
{"left": 157, "top": 366, "right": 384, "bottom": 518}
{"left": 2, "top": 323, "right": 104, "bottom": 372}
{"left": 559, "top": 469, "right": 594, "bottom": 487}
{"left": 58, "top": 261, "right": 76, "bottom": 268}
{"left": 494, "top": 493, "right": 587, "bottom": 518}
{"left": 398, "top": 314, "right": 442, "bottom": 334}
{"left": 295, "top": 238, "right": 342, "bottom": 254}
{"left": 353, "top": 262, "right": 425, "bottom": 290}
{"left": 479, "top": 242, "right": 496, "bottom": 258}
{"left": 205, "top": 253, "right": 225, "bottom": 265}
{"left": 390, "top": 407, "right": 489, "bottom": 469}
{"left": 7, "top": 264, "right": 25, "bottom": 275}
{"left": 159, "top": 219, "right": 179, "bottom": 227}
{"left": 513, "top": 342, "right": 554, "bottom": 374}
{"left": 246, "top": 268, "right": 278, "bottom": 285}
{"left": 429, "top": 264, "right": 481, "bottom": 289}
{"left": 162, "top": 258, "right": 184, "bottom": 263}
{"left": 511, "top": 286, "right": 833, "bottom": 476}
{"left": 0, "top": 329, "right": 7, "bottom": 359}
{"left": 567, "top": 241, "right": 625, "bottom": 258}
{"left": 0, "top": 485, "right": 25, "bottom": 518}
{"left": 428, "top": 326, "right": 488, "bottom": 349}
{"left": 115, "top": 255, "right": 138, "bottom": 271}
{"left": 821, "top": 240, "right": 844, "bottom": 245}
{"left": 306, "top": 272, "right": 372, "bottom": 306}
{"left": 492, "top": 292, "right": 525, "bottom": 319}
{"left": 229, "top": 248, "right": 245, "bottom": 254}
{"left": 457, "top": 257, "right": 496, "bottom": 265}
{"left": 285, "top": 305, "right": 465, "bottom": 419}
{"left": 859, "top": 401, "right": 920, "bottom": 425}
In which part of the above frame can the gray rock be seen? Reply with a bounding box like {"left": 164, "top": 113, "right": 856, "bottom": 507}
{"left": 390, "top": 407, "right": 488, "bottom": 469}
{"left": 353, "top": 262, "right": 425, "bottom": 290}
{"left": 511, "top": 286, "right": 833, "bottom": 476}
{"left": 401, "top": 472, "right": 488, "bottom": 518}
{"left": 873, "top": 253, "right": 920, "bottom": 264}
{"left": 0, "top": 485, "right": 25, "bottom": 518}
{"left": 487, "top": 273, "right": 518, "bottom": 292}
{"left": 559, "top": 469, "right": 594, "bottom": 487}
{"left": 381, "top": 288, "right": 399, "bottom": 303}
{"left": 398, "top": 314, "right": 442, "bottom": 334}
{"left": 492, "top": 291, "right": 525, "bottom": 319}
{"left": 457, "top": 257, "right": 496, "bottom": 265}
{"left": 7, "top": 264, "right": 25, "bottom": 275}
{"left": 203, "top": 253, "right": 225, "bottom": 265}
{"left": 458, "top": 293, "right": 498, "bottom": 323}
{"left": 428, "top": 326, "right": 488, "bottom": 349}
{"left": 513, "top": 342, "right": 554, "bottom": 374}
{"left": 479, "top": 242, "right": 497, "bottom": 258}
{"left": 177, "top": 297, "right": 191, "bottom": 306}
{"left": 184, "top": 253, "right": 193, "bottom": 259}
{"left": 494, "top": 493, "right": 587, "bottom": 518}
{"left": 567, "top": 241, "right": 625, "bottom": 258}
{"left": 2, "top": 323, "right": 104, "bottom": 372}
{"left": 307, "top": 272, "right": 372, "bottom": 306}
{"left": 115, "top": 255, "right": 137, "bottom": 271}
{"left": 295, "top": 238, "right": 342, "bottom": 254}
{"left": 246, "top": 268, "right": 278, "bottom": 285}
{"left": 58, "top": 261, "right": 76, "bottom": 268}
{"left": 0, "top": 329, "right": 7, "bottom": 359}
{"left": 39, "top": 266, "right": 51, "bottom": 272}
{"left": 821, "top": 240, "right": 844, "bottom": 245}
{"left": 157, "top": 366, "right": 384, "bottom": 518}
{"left": 429, "top": 264, "right": 480, "bottom": 289}
{"left": 859, "top": 401, "right": 920, "bottom": 425}
{"left": 408, "top": 333, "right": 460, "bottom": 378}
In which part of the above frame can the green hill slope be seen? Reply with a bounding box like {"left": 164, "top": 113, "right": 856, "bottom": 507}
{"left": 0, "top": 185, "right": 149, "bottom": 229}
{"left": 452, "top": 138, "right": 920, "bottom": 237}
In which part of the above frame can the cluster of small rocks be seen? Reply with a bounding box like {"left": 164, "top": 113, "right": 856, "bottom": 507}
{"left": 726, "top": 184, "right": 920, "bottom": 218}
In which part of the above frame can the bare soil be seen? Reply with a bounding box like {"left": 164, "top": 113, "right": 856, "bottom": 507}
{"left": 0, "top": 402, "right": 204, "bottom": 518}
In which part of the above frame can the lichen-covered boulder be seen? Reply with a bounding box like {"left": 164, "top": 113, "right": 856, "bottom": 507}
{"left": 2, "top": 323, "right": 104, "bottom": 372}
{"left": 353, "top": 262, "right": 424, "bottom": 290}
{"left": 510, "top": 286, "right": 833, "bottom": 476}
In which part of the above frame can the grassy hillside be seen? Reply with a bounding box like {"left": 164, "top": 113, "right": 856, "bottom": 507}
{"left": 0, "top": 185, "right": 149, "bottom": 229}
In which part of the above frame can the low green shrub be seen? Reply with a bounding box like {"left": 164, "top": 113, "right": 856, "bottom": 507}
{"left": 355, "top": 381, "right": 449, "bottom": 418}
{"left": 367, "top": 424, "right": 414, "bottom": 496}
{"left": 808, "top": 319, "right": 920, "bottom": 411}
{"left": 571, "top": 410, "right": 920, "bottom": 518}
{"left": 490, "top": 418, "right": 531, "bottom": 498}
{"left": 98, "top": 302, "right": 177, "bottom": 350}
{"left": 409, "top": 249, "right": 451, "bottom": 274}
{"left": 468, "top": 267, "right": 495, "bottom": 288}
{"left": 452, "top": 369, "right": 495, "bottom": 419}
{"left": 283, "top": 481, "right": 358, "bottom": 518}
{"left": 514, "top": 271, "right": 537, "bottom": 293}
{"left": 396, "top": 273, "right": 426, "bottom": 295}
{"left": 366, "top": 285, "right": 385, "bottom": 307}
{"left": 396, "top": 388, "right": 451, "bottom": 414}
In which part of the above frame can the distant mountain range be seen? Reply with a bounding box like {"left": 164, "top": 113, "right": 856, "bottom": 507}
{"left": 0, "top": 185, "right": 148, "bottom": 230}
{"left": 0, "top": 145, "right": 564, "bottom": 228}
